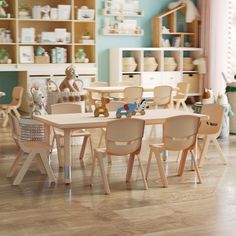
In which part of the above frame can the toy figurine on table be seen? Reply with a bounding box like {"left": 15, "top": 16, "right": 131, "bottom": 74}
{"left": 59, "top": 65, "right": 79, "bottom": 92}
{"left": 94, "top": 97, "right": 110, "bottom": 117}
{"left": 116, "top": 99, "right": 149, "bottom": 118}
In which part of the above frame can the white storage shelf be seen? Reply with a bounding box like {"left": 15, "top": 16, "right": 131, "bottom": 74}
{"left": 109, "top": 47, "right": 203, "bottom": 96}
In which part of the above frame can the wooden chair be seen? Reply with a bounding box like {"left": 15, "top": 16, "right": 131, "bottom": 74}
{"left": 123, "top": 86, "right": 143, "bottom": 103}
{"left": 0, "top": 86, "right": 24, "bottom": 127}
{"left": 172, "top": 82, "right": 190, "bottom": 111}
{"left": 74, "top": 78, "right": 84, "bottom": 92}
{"left": 86, "top": 81, "right": 108, "bottom": 111}
{"left": 151, "top": 85, "right": 173, "bottom": 108}
{"left": 98, "top": 100, "right": 126, "bottom": 148}
{"left": 7, "top": 112, "right": 56, "bottom": 185}
{"left": 146, "top": 115, "right": 202, "bottom": 187}
{"left": 90, "top": 118, "right": 148, "bottom": 194}
{"left": 149, "top": 85, "right": 173, "bottom": 138}
{"left": 51, "top": 103, "right": 93, "bottom": 167}
{"left": 198, "top": 104, "right": 227, "bottom": 167}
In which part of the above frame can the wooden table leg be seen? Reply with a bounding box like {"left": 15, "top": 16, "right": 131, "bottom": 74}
{"left": 64, "top": 129, "right": 72, "bottom": 184}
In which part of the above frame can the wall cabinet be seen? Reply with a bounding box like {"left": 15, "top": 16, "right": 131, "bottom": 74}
{"left": 109, "top": 47, "right": 203, "bottom": 97}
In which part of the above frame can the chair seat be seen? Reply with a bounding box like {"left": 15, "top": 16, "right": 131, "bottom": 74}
{"left": 149, "top": 143, "right": 164, "bottom": 149}
{"left": 21, "top": 141, "right": 51, "bottom": 153}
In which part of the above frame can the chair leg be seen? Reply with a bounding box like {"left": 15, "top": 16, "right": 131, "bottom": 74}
{"left": 198, "top": 136, "right": 210, "bottom": 167}
{"left": 55, "top": 135, "right": 63, "bottom": 168}
{"left": 36, "top": 154, "right": 47, "bottom": 174}
{"left": 177, "top": 149, "right": 188, "bottom": 176}
{"left": 212, "top": 137, "right": 227, "bottom": 165}
{"left": 176, "top": 101, "right": 180, "bottom": 110}
{"left": 6, "top": 149, "right": 24, "bottom": 177}
{"left": 97, "top": 154, "right": 110, "bottom": 194}
{"left": 145, "top": 149, "right": 153, "bottom": 180}
{"left": 182, "top": 101, "right": 188, "bottom": 112}
{"left": 90, "top": 152, "right": 96, "bottom": 186}
{"left": 98, "top": 129, "right": 105, "bottom": 148}
{"left": 126, "top": 154, "right": 135, "bottom": 183}
{"left": 12, "top": 108, "right": 20, "bottom": 119}
{"left": 2, "top": 112, "right": 9, "bottom": 127}
{"left": 176, "top": 150, "right": 182, "bottom": 162}
{"left": 89, "top": 136, "right": 94, "bottom": 160}
{"left": 153, "top": 149, "right": 168, "bottom": 187}
{"left": 137, "top": 154, "right": 148, "bottom": 190}
{"left": 191, "top": 151, "right": 202, "bottom": 184}
{"left": 40, "top": 151, "right": 56, "bottom": 183}
{"left": 79, "top": 136, "right": 88, "bottom": 160}
{"left": 13, "top": 152, "right": 35, "bottom": 185}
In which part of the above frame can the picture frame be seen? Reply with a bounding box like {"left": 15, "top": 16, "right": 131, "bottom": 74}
{"left": 19, "top": 46, "right": 34, "bottom": 63}
{"left": 77, "top": 9, "right": 95, "bottom": 20}
{"left": 21, "top": 28, "right": 35, "bottom": 43}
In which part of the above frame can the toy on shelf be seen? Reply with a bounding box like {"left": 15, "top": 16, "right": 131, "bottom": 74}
{"left": 94, "top": 97, "right": 110, "bottom": 117}
{"left": 202, "top": 88, "right": 214, "bottom": 104}
{"left": 116, "top": 99, "right": 149, "bottom": 118}
{"left": 59, "top": 65, "right": 79, "bottom": 92}
{"left": 75, "top": 48, "right": 89, "bottom": 63}
{"left": 30, "top": 86, "right": 47, "bottom": 116}
{"left": 0, "top": 0, "right": 8, "bottom": 18}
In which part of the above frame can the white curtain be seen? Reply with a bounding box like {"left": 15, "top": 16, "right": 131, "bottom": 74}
{"left": 198, "top": 0, "right": 229, "bottom": 95}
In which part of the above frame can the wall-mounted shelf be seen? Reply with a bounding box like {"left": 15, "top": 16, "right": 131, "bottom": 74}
{"left": 102, "top": 9, "right": 144, "bottom": 17}
{"left": 101, "top": 29, "right": 144, "bottom": 36}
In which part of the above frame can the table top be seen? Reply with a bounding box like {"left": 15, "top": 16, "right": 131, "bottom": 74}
{"left": 34, "top": 109, "right": 207, "bottom": 130}
{"left": 84, "top": 86, "right": 155, "bottom": 93}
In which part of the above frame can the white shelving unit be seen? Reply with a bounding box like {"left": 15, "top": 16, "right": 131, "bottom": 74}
{"left": 109, "top": 47, "right": 203, "bottom": 97}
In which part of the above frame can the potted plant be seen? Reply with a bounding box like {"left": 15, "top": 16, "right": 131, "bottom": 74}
{"left": 81, "top": 31, "right": 90, "bottom": 39}
{"left": 18, "top": 3, "right": 30, "bottom": 18}
{"left": 0, "top": 0, "right": 8, "bottom": 18}
{"left": 0, "top": 48, "right": 9, "bottom": 63}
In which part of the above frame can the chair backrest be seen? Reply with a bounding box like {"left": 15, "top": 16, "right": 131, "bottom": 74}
{"left": 8, "top": 112, "right": 20, "bottom": 147}
{"left": 51, "top": 103, "right": 82, "bottom": 114}
{"left": 153, "top": 85, "right": 172, "bottom": 107}
{"left": 11, "top": 86, "right": 24, "bottom": 107}
{"left": 123, "top": 86, "right": 143, "bottom": 103}
{"left": 89, "top": 81, "right": 108, "bottom": 100}
{"left": 105, "top": 118, "right": 145, "bottom": 156}
{"left": 106, "top": 101, "right": 126, "bottom": 111}
{"left": 175, "top": 82, "right": 190, "bottom": 99}
{"left": 198, "top": 103, "right": 224, "bottom": 136}
{"left": 163, "top": 115, "right": 200, "bottom": 151}
{"left": 74, "top": 78, "right": 84, "bottom": 92}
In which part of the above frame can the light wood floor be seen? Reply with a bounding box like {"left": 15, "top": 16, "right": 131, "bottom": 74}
{"left": 0, "top": 118, "right": 236, "bottom": 236}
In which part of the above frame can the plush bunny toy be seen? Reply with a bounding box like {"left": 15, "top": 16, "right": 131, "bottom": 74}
{"left": 30, "top": 87, "right": 48, "bottom": 115}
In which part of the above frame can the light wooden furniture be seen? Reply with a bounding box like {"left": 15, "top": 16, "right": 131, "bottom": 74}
{"left": 98, "top": 100, "right": 126, "bottom": 148}
{"left": 172, "top": 81, "right": 190, "bottom": 111}
{"left": 146, "top": 115, "right": 202, "bottom": 187}
{"left": 109, "top": 47, "right": 203, "bottom": 98}
{"left": 152, "top": 85, "right": 173, "bottom": 108}
{"left": 0, "top": 0, "right": 96, "bottom": 67}
{"left": 7, "top": 112, "right": 56, "bottom": 185}
{"left": 0, "top": 86, "right": 24, "bottom": 127}
{"left": 91, "top": 118, "right": 148, "bottom": 194}
{"left": 0, "top": 0, "right": 97, "bottom": 113}
{"left": 152, "top": 4, "right": 199, "bottom": 48}
{"left": 123, "top": 86, "right": 143, "bottom": 103}
{"left": 34, "top": 109, "right": 207, "bottom": 184}
{"left": 51, "top": 103, "right": 93, "bottom": 167}
{"left": 198, "top": 104, "right": 227, "bottom": 167}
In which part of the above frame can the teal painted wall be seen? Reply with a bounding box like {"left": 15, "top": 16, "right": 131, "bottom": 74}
{"left": 97, "top": 0, "right": 184, "bottom": 83}
{"left": 0, "top": 72, "right": 18, "bottom": 103}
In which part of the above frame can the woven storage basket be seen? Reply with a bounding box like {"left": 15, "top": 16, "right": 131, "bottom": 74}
{"left": 144, "top": 64, "right": 158, "bottom": 71}
{"left": 164, "top": 64, "right": 177, "bottom": 71}
{"left": 122, "top": 64, "right": 137, "bottom": 72}
{"left": 20, "top": 117, "right": 45, "bottom": 141}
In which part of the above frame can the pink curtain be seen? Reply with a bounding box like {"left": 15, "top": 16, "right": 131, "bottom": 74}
{"left": 198, "top": 0, "right": 228, "bottom": 96}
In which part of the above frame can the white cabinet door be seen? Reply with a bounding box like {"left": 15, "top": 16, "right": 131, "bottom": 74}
{"left": 162, "top": 72, "right": 182, "bottom": 87}
{"left": 142, "top": 72, "right": 162, "bottom": 97}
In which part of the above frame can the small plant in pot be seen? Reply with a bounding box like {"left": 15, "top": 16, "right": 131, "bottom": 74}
{"left": 0, "top": 48, "right": 10, "bottom": 63}
{"left": 81, "top": 31, "right": 90, "bottom": 39}
{"left": 0, "top": 0, "right": 8, "bottom": 18}
{"left": 18, "top": 3, "right": 30, "bottom": 18}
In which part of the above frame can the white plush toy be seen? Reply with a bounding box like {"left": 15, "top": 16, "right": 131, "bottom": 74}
{"left": 30, "top": 87, "right": 48, "bottom": 115}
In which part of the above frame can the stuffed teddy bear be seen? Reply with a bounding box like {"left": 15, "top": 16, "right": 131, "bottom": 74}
{"left": 30, "top": 87, "right": 48, "bottom": 115}
{"left": 0, "top": 0, "right": 8, "bottom": 17}
{"left": 59, "top": 65, "right": 79, "bottom": 92}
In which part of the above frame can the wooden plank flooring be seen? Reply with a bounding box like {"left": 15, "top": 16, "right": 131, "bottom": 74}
{"left": 1, "top": 120, "right": 236, "bottom": 236}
